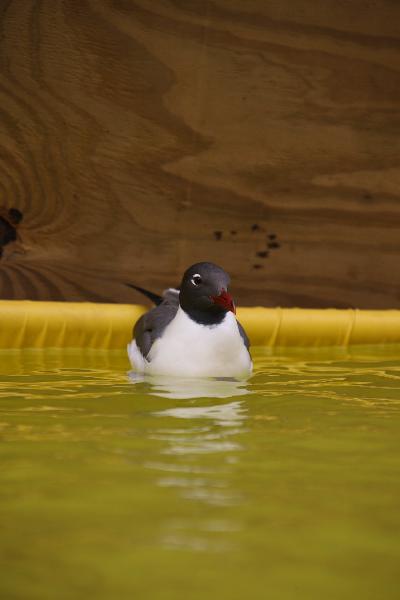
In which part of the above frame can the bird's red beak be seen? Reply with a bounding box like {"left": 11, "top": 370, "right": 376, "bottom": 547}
{"left": 211, "top": 290, "right": 236, "bottom": 314}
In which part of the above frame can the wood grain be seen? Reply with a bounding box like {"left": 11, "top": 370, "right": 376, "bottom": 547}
{"left": 0, "top": 0, "right": 399, "bottom": 308}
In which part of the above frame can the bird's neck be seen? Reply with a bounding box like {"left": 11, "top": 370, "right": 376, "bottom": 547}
{"left": 180, "top": 305, "right": 227, "bottom": 326}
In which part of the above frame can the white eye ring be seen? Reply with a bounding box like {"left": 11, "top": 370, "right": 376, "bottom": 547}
{"left": 191, "top": 274, "right": 202, "bottom": 286}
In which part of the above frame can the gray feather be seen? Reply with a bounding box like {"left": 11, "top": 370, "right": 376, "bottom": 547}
{"left": 237, "top": 320, "right": 250, "bottom": 350}
{"left": 133, "top": 290, "right": 179, "bottom": 359}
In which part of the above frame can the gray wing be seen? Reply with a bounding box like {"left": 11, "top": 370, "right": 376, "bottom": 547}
{"left": 133, "top": 290, "right": 179, "bottom": 359}
{"left": 237, "top": 320, "right": 250, "bottom": 350}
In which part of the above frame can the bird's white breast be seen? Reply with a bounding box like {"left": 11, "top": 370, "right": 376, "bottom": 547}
{"left": 128, "top": 307, "right": 252, "bottom": 379}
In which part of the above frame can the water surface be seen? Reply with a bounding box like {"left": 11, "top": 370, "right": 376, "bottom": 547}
{"left": 1, "top": 347, "right": 400, "bottom": 599}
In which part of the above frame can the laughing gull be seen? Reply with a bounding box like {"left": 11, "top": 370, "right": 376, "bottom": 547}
{"left": 127, "top": 262, "right": 252, "bottom": 378}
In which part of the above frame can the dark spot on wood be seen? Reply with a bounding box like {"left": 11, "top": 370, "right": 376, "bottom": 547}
{"left": 253, "top": 264, "right": 263, "bottom": 269}
{"left": 213, "top": 231, "right": 222, "bottom": 241}
{"left": 8, "top": 208, "right": 23, "bottom": 225}
{"left": 268, "top": 241, "right": 280, "bottom": 249}
{"left": 0, "top": 207, "right": 23, "bottom": 258}
{"left": 256, "top": 250, "right": 269, "bottom": 258}
{"left": 268, "top": 233, "right": 276, "bottom": 240}
{"left": 363, "top": 192, "right": 373, "bottom": 202}
{"left": 0, "top": 220, "right": 17, "bottom": 245}
{"left": 251, "top": 224, "right": 260, "bottom": 232}
{"left": 230, "top": 230, "right": 237, "bottom": 235}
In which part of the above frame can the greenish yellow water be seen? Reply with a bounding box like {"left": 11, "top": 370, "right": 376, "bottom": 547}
{"left": 1, "top": 348, "right": 400, "bottom": 600}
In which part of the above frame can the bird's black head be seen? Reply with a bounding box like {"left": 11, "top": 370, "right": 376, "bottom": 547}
{"left": 179, "top": 262, "right": 235, "bottom": 325}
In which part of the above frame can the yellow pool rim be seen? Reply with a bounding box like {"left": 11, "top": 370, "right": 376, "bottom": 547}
{"left": 0, "top": 300, "right": 399, "bottom": 350}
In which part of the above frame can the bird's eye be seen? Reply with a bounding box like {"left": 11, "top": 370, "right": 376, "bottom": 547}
{"left": 191, "top": 274, "right": 202, "bottom": 286}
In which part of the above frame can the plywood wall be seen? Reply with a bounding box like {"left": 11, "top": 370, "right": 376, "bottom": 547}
{"left": 0, "top": 0, "right": 399, "bottom": 308}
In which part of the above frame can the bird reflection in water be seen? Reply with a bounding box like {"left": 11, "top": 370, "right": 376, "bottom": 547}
{"left": 128, "top": 371, "right": 250, "bottom": 552}
{"left": 128, "top": 371, "right": 251, "bottom": 400}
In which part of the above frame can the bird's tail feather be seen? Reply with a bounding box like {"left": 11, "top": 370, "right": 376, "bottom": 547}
{"left": 125, "top": 283, "right": 163, "bottom": 306}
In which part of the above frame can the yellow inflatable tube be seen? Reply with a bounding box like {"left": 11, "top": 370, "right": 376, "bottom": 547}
{"left": 0, "top": 300, "right": 399, "bottom": 349}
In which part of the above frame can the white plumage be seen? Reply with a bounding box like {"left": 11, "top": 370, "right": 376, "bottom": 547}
{"left": 128, "top": 307, "right": 252, "bottom": 379}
